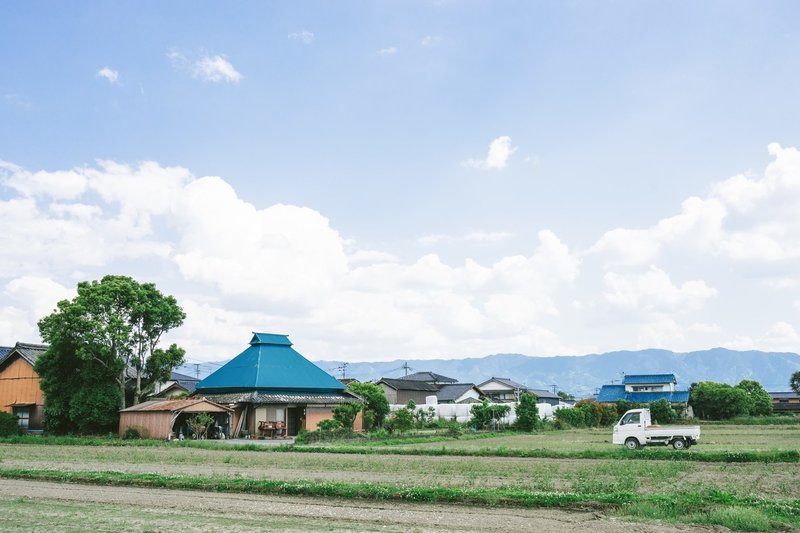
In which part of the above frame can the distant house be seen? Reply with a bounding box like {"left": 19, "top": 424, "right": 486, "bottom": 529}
{"left": 770, "top": 391, "right": 800, "bottom": 414}
{"left": 378, "top": 378, "right": 439, "bottom": 405}
{"left": 401, "top": 371, "right": 458, "bottom": 385}
{"left": 476, "top": 377, "right": 561, "bottom": 405}
{"left": 150, "top": 371, "right": 200, "bottom": 399}
{"left": 0, "top": 342, "right": 47, "bottom": 432}
{"left": 596, "top": 374, "right": 689, "bottom": 406}
{"left": 436, "top": 383, "right": 483, "bottom": 404}
{"left": 194, "top": 333, "right": 363, "bottom": 437}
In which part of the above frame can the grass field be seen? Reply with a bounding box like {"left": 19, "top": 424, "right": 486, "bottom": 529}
{"left": 1, "top": 423, "right": 798, "bottom": 531}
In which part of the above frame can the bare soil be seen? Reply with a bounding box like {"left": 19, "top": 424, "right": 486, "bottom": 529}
{"left": 0, "top": 479, "right": 725, "bottom": 532}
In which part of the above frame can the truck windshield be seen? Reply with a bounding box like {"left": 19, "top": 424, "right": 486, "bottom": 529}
{"left": 621, "top": 413, "right": 640, "bottom": 425}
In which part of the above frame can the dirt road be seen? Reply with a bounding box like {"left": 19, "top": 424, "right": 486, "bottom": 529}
{"left": 0, "top": 478, "right": 724, "bottom": 532}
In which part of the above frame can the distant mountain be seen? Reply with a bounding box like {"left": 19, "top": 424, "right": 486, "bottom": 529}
{"left": 314, "top": 348, "right": 800, "bottom": 398}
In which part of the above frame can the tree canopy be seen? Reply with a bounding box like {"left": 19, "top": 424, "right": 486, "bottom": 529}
{"left": 791, "top": 371, "right": 800, "bottom": 395}
{"left": 37, "top": 275, "right": 186, "bottom": 433}
{"left": 514, "top": 392, "right": 541, "bottom": 431}
{"left": 689, "top": 381, "right": 751, "bottom": 420}
{"left": 346, "top": 382, "right": 389, "bottom": 429}
{"left": 735, "top": 379, "right": 773, "bottom": 416}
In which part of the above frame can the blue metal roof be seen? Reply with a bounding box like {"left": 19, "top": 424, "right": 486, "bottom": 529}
{"left": 596, "top": 385, "right": 626, "bottom": 402}
{"left": 196, "top": 333, "right": 344, "bottom": 394}
{"left": 622, "top": 374, "right": 677, "bottom": 385}
{"left": 596, "top": 385, "right": 688, "bottom": 404}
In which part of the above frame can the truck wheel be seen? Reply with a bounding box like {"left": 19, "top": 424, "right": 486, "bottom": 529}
{"left": 672, "top": 438, "right": 686, "bottom": 450}
{"left": 625, "top": 437, "right": 640, "bottom": 450}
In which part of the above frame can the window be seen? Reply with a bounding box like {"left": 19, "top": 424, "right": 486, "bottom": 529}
{"left": 13, "top": 407, "right": 30, "bottom": 430}
{"left": 621, "top": 412, "right": 640, "bottom": 425}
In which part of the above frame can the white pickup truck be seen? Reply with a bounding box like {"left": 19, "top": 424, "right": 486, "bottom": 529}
{"left": 612, "top": 408, "right": 700, "bottom": 450}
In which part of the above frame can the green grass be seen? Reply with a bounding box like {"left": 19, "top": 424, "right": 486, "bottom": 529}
{"left": 1, "top": 468, "right": 797, "bottom": 531}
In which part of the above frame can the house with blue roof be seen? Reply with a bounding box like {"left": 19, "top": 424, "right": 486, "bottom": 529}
{"left": 596, "top": 373, "right": 690, "bottom": 411}
{"left": 194, "top": 333, "right": 362, "bottom": 437}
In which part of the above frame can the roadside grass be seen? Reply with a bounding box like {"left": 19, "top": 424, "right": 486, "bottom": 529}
{"left": 0, "top": 495, "right": 391, "bottom": 533}
{"left": 2, "top": 432, "right": 798, "bottom": 463}
{"left": 2, "top": 442, "right": 798, "bottom": 500}
{"left": 0, "top": 468, "right": 797, "bottom": 532}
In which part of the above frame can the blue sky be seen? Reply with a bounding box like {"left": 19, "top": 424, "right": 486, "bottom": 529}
{"left": 2, "top": 2, "right": 800, "bottom": 362}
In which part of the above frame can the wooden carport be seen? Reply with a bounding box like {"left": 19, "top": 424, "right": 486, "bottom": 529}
{"left": 119, "top": 398, "right": 232, "bottom": 439}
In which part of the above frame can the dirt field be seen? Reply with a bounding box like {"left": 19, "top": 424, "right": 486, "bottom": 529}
{"left": 0, "top": 479, "right": 724, "bottom": 532}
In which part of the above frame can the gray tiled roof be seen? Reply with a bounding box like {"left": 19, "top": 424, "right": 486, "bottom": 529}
{"left": 479, "top": 377, "right": 529, "bottom": 391}
{"left": 379, "top": 378, "right": 439, "bottom": 392}
{"left": 0, "top": 342, "right": 48, "bottom": 367}
{"left": 403, "top": 371, "right": 458, "bottom": 383}
{"left": 436, "top": 383, "right": 478, "bottom": 402}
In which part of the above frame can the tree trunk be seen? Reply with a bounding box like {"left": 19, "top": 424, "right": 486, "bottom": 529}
{"left": 119, "top": 369, "right": 127, "bottom": 410}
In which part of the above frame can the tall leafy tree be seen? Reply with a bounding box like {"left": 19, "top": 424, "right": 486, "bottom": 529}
{"left": 514, "top": 392, "right": 541, "bottom": 431}
{"left": 735, "top": 379, "right": 773, "bottom": 416}
{"left": 791, "top": 371, "right": 800, "bottom": 395}
{"left": 347, "top": 382, "right": 389, "bottom": 428}
{"left": 689, "top": 381, "right": 751, "bottom": 420}
{"left": 37, "top": 275, "right": 186, "bottom": 430}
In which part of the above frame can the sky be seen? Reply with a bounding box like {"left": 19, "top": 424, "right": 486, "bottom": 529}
{"left": 2, "top": 1, "right": 800, "bottom": 363}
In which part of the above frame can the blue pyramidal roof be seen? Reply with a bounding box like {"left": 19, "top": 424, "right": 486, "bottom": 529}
{"left": 195, "top": 333, "right": 345, "bottom": 394}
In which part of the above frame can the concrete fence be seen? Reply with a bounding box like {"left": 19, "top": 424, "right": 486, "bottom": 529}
{"left": 388, "top": 399, "right": 567, "bottom": 425}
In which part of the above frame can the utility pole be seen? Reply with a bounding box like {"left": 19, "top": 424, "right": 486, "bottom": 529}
{"left": 402, "top": 362, "right": 411, "bottom": 376}
{"left": 551, "top": 384, "right": 557, "bottom": 394}
{"left": 194, "top": 363, "right": 200, "bottom": 379}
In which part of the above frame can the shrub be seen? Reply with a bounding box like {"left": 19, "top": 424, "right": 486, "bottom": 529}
{"left": 121, "top": 427, "right": 141, "bottom": 440}
{"left": 414, "top": 406, "right": 437, "bottom": 429}
{"left": 316, "top": 419, "right": 340, "bottom": 431}
{"left": 385, "top": 408, "right": 414, "bottom": 434}
{"left": 690, "top": 381, "right": 752, "bottom": 420}
{"left": 554, "top": 406, "right": 587, "bottom": 428}
{"left": 469, "top": 400, "right": 511, "bottom": 430}
{"left": 0, "top": 412, "right": 22, "bottom": 437}
{"left": 615, "top": 400, "right": 641, "bottom": 416}
{"left": 346, "top": 382, "right": 389, "bottom": 429}
{"left": 445, "top": 422, "right": 464, "bottom": 438}
{"left": 332, "top": 402, "right": 362, "bottom": 430}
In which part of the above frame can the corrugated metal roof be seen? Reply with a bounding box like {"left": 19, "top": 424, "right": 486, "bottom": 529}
{"left": 379, "top": 378, "right": 439, "bottom": 392}
{"left": 622, "top": 374, "right": 677, "bottom": 385}
{"left": 769, "top": 391, "right": 800, "bottom": 400}
{"left": 596, "top": 385, "right": 627, "bottom": 402}
{"left": 250, "top": 332, "right": 292, "bottom": 346}
{"left": 120, "top": 398, "right": 232, "bottom": 413}
{"left": 403, "top": 371, "right": 458, "bottom": 383}
{"left": 196, "top": 333, "right": 345, "bottom": 394}
{"left": 201, "top": 391, "right": 360, "bottom": 405}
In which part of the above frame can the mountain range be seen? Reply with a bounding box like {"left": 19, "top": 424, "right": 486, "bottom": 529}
{"left": 180, "top": 347, "right": 800, "bottom": 398}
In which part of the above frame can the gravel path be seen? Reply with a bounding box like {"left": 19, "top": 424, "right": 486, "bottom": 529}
{"left": 0, "top": 479, "right": 724, "bottom": 532}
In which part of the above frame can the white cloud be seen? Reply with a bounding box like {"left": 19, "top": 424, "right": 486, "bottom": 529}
{"left": 4, "top": 144, "right": 800, "bottom": 360}
{"left": 377, "top": 47, "right": 398, "bottom": 56}
{"left": 96, "top": 67, "right": 119, "bottom": 84}
{"left": 421, "top": 35, "right": 442, "bottom": 47}
{"left": 288, "top": 30, "right": 315, "bottom": 44}
{"left": 418, "top": 231, "right": 514, "bottom": 245}
{"left": 193, "top": 54, "right": 242, "bottom": 83}
{"left": 462, "top": 136, "right": 517, "bottom": 170}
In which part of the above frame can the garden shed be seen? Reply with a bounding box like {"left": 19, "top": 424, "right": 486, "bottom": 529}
{"left": 118, "top": 398, "right": 232, "bottom": 439}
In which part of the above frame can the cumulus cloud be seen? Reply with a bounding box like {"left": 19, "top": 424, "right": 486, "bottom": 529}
{"left": 96, "top": 67, "right": 119, "bottom": 84}
{"left": 462, "top": 136, "right": 517, "bottom": 170}
{"left": 377, "top": 47, "right": 398, "bottom": 56}
{"left": 193, "top": 55, "right": 242, "bottom": 83}
{"left": 288, "top": 30, "right": 315, "bottom": 44}
{"left": 4, "top": 143, "right": 800, "bottom": 360}
{"left": 168, "top": 50, "right": 242, "bottom": 84}
{"left": 420, "top": 35, "right": 442, "bottom": 46}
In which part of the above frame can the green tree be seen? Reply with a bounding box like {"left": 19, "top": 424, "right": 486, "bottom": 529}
{"left": 648, "top": 398, "right": 677, "bottom": 424}
{"left": 557, "top": 390, "right": 575, "bottom": 401}
{"left": 514, "top": 392, "right": 540, "bottom": 431}
{"left": 736, "top": 379, "right": 773, "bottom": 416}
{"left": 332, "top": 402, "right": 362, "bottom": 430}
{"left": 347, "top": 382, "right": 390, "bottom": 429}
{"left": 38, "top": 275, "right": 186, "bottom": 411}
{"left": 689, "top": 381, "right": 751, "bottom": 420}
{"left": 790, "top": 371, "right": 800, "bottom": 395}
{"left": 187, "top": 413, "right": 214, "bottom": 439}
